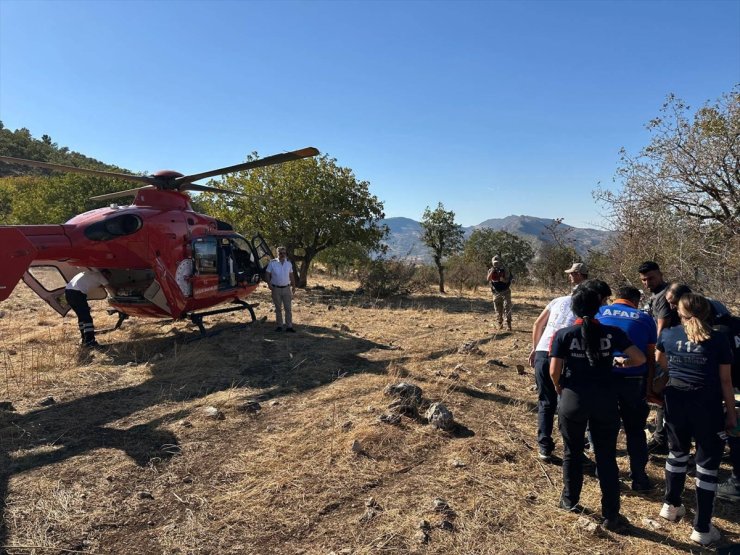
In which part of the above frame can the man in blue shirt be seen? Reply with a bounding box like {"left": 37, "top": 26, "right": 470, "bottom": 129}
{"left": 598, "top": 285, "right": 658, "bottom": 491}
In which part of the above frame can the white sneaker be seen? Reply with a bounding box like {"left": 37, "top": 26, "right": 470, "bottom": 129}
{"left": 659, "top": 503, "right": 686, "bottom": 521}
{"left": 690, "top": 524, "right": 721, "bottom": 546}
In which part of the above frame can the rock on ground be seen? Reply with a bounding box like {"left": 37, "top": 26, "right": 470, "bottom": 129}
{"left": 425, "top": 403, "right": 454, "bottom": 431}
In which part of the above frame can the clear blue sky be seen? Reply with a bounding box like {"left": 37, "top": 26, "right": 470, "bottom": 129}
{"left": 1, "top": 0, "right": 738, "bottom": 228}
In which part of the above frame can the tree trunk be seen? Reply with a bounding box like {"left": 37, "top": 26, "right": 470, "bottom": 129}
{"left": 434, "top": 256, "right": 445, "bottom": 293}
{"left": 285, "top": 247, "right": 313, "bottom": 288}
{"left": 297, "top": 256, "right": 313, "bottom": 287}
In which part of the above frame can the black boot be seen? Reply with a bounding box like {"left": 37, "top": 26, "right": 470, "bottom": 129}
{"left": 82, "top": 327, "right": 100, "bottom": 348}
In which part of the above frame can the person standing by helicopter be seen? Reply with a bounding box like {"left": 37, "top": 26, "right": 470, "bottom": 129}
{"left": 266, "top": 247, "right": 296, "bottom": 332}
{"left": 64, "top": 269, "right": 111, "bottom": 348}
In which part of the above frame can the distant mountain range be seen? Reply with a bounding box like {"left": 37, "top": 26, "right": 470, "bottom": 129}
{"left": 381, "top": 215, "right": 613, "bottom": 261}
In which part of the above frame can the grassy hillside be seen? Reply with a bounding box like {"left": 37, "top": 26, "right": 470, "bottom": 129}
{"left": 0, "top": 279, "right": 738, "bottom": 554}
{"left": 0, "top": 125, "right": 128, "bottom": 176}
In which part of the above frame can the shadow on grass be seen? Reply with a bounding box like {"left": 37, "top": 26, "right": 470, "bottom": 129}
{"left": 624, "top": 523, "right": 715, "bottom": 553}
{"left": 456, "top": 384, "right": 538, "bottom": 413}
{"left": 0, "top": 321, "right": 395, "bottom": 547}
{"left": 301, "top": 286, "right": 545, "bottom": 317}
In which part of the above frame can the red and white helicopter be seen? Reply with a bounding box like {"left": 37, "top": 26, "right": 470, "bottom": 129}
{"left": 0, "top": 147, "right": 318, "bottom": 333}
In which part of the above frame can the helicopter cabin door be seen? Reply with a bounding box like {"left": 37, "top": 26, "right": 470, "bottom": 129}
{"left": 22, "top": 262, "right": 108, "bottom": 316}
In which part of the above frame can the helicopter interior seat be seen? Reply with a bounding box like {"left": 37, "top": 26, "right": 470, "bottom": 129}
{"left": 233, "top": 249, "right": 259, "bottom": 284}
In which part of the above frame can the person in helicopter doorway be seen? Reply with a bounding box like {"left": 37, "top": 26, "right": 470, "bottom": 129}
{"left": 487, "top": 255, "right": 512, "bottom": 330}
{"left": 64, "top": 269, "right": 112, "bottom": 348}
{"left": 266, "top": 247, "right": 297, "bottom": 332}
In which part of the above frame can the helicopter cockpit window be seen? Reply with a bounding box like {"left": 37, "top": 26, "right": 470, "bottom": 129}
{"left": 193, "top": 238, "right": 218, "bottom": 275}
{"left": 84, "top": 214, "right": 143, "bottom": 242}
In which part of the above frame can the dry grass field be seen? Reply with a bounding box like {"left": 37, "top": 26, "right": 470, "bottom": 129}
{"left": 0, "top": 276, "right": 738, "bottom": 555}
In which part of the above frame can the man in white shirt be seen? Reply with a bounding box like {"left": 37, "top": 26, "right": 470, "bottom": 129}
{"left": 265, "top": 247, "right": 296, "bottom": 332}
{"left": 528, "top": 263, "right": 588, "bottom": 460}
{"left": 65, "top": 269, "right": 111, "bottom": 348}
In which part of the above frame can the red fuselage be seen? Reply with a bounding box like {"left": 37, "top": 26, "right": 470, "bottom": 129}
{"left": 2, "top": 189, "right": 261, "bottom": 319}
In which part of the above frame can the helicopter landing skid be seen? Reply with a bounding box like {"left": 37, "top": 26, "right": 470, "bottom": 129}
{"left": 99, "top": 309, "right": 130, "bottom": 334}
{"left": 186, "top": 300, "right": 259, "bottom": 338}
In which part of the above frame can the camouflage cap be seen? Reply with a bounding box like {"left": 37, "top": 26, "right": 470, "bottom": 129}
{"left": 564, "top": 262, "right": 588, "bottom": 274}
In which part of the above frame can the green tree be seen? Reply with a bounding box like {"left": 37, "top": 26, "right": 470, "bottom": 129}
{"left": 463, "top": 228, "right": 534, "bottom": 279}
{"left": 420, "top": 202, "right": 464, "bottom": 293}
{"left": 0, "top": 174, "right": 135, "bottom": 224}
{"left": 0, "top": 124, "right": 138, "bottom": 223}
{"left": 200, "top": 153, "right": 387, "bottom": 287}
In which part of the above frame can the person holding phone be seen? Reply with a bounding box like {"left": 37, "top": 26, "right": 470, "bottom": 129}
{"left": 549, "top": 287, "right": 646, "bottom": 532}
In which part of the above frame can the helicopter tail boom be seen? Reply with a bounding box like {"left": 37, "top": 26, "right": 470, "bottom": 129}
{"left": 0, "top": 228, "right": 38, "bottom": 301}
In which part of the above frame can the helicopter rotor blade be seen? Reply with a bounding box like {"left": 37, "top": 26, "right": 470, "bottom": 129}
{"left": 89, "top": 186, "right": 156, "bottom": 202}
{"left": 182, "top": 183, "right": 246, "bottom": 196}
{"left": 174, "top": 147, "right": 319, "bottom": 185}
{"left": 0, "top": 156, "right": 157, "bottom": 186}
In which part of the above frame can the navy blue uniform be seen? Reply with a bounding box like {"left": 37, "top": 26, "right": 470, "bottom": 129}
{"left": 598, "top": 300, "right": 657, "bottom": 486}
{"left": 550, "top": 321, "right": 633, "bottom": 519}
{"left": 657, "top": 326, "right": 733, "bottom": 533}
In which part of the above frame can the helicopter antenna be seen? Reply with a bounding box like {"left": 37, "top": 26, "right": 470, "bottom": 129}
{"left": 89, "top": 186, "right": 156, "bottom": 201}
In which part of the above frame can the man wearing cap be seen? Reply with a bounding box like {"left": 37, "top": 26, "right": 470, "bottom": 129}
{"left": 266, "top": 247, "right": 297, "bottom": 332}
{"left": 564, "top": 262, "right": 589, "bottom": 290}
{"left": 487, "top": 255, "right": 512, "bottom": 331}
{"left": 528, "top": 263, "right": 589, "bottom": 461}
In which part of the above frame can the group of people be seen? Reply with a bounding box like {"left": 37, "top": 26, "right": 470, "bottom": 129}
{"left": 527, "top": 260, "right": 739, "bottom": 545}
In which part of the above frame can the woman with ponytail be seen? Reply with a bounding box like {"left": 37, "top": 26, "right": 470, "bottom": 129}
{"left": 550, "top": 287, "right": 646, "bottom": 531}
{"left": 656, "top": 293, "right": 736, "bottom": 546}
